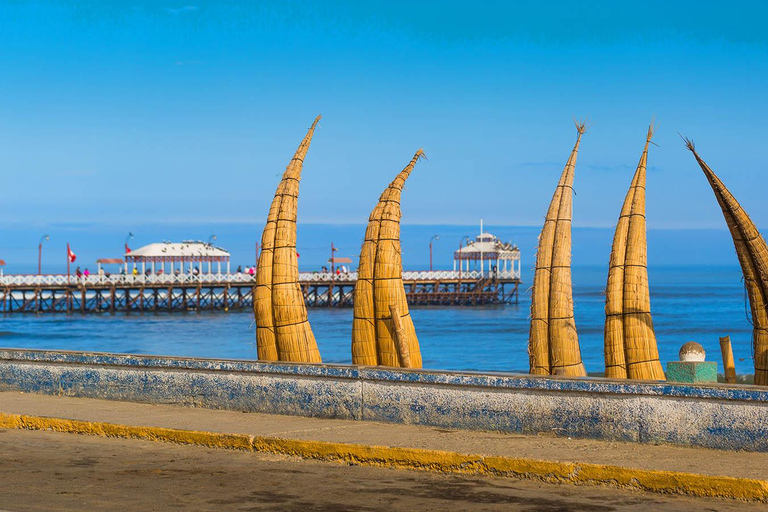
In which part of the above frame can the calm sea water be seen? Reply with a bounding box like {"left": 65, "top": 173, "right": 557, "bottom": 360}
{"left": 0, "top": 265, "right": 755, "bottom": 375}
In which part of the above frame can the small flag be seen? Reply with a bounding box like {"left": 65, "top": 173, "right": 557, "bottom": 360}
{"left": 126, "top": 232, "right": 134, "bottom": 253}
{"left": 67, "top": 245, "right": 77, "bottom": 263}
{"left": 296, "top": 252, "right": 300, "bottom": 258}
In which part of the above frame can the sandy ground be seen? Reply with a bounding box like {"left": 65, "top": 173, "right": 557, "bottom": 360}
{"left": 0, "top": 428, "right": 763, "bottom": 512}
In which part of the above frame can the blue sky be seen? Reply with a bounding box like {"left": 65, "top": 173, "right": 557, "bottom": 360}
{"left": 1, "top": 1, "right": 766, "bottom": 229}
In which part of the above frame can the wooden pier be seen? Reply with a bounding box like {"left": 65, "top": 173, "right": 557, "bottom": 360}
{"left": 0, "top": 270, "right": 520, "bottom": 314}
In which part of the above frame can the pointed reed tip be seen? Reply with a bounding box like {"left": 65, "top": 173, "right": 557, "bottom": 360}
{"left": 415, "top": 148, "right": 427, "bottom": 161}
{"left": 646, "top": 123, "right": 655, "bottom": 143}
{"left": 311, "top": 114, "right": 322, "bottom": 126}
{"left": 573, "top": 117, "right": 589, "bottom": 135}
{"left": 679, "top": 133, "right": 696, "bottom": 153}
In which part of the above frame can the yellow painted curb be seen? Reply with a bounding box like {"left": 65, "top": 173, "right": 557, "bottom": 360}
{"left": 1, "top": 412, "right": 766, "bottom": 502}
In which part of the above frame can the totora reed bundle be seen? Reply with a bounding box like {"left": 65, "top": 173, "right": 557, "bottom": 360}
{"left": 604, "top": 125, "right": 665, "bottom": 380}
{"left": 254, "top": 116, "right": 322, "bottom": 363}
{"left": 685, "top": 139, "right": 768, "bottom": 385}
{"left": 529, "top": 123, "right": 587, "bottom": 377}
{"left": 351, "top": 150, "right": 424, "bottom": 368}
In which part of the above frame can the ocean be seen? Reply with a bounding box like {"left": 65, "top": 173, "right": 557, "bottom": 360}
{"left": 0, "top": 223, "right": 757, "bottom": 374}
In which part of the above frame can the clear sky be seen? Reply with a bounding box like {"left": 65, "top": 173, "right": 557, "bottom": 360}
{"left": 1, "top": 1, "right": 766, "bottom": 229}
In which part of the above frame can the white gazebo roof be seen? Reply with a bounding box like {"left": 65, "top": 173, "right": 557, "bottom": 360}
{"left": 455, "top": 232, "right": 519, "bottom": 261}
{"left": 126, "top": 241, "right": 230, "bottom": 262}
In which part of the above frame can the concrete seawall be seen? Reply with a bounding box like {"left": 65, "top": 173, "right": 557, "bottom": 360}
{"left": 0, "top": 348, "right": 766, "bottom": 452}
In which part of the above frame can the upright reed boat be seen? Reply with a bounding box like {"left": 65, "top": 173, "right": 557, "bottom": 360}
{"left": 529, "top": 123, "right": 586, "bottom": 377}
{"left": 685, "top": 139, "right": 768, "bottom": 385}
{"left": 254, "top": 116, "right": 323, "bottom": 363}
{"left": 351, "top": 150, "right": 424, "bottom": 368}
{"left": 604, "top": 125, "right": 665, "bottom": 380}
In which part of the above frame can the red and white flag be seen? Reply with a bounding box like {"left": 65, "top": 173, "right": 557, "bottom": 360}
{"left": 125, "top": 243, "right": 131, "bottom": 254}
{"left": 67, "top": 244, "right": 77, "bottom": 263}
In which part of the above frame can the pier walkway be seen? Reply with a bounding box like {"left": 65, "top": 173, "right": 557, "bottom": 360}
{"left": 0, "top": 391, "right": 766, "bottom": 509}
{"left": 0, "top": 270, "right": 520, "bottom": 313}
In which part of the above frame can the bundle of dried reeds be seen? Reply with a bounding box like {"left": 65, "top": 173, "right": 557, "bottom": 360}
{"left": 352, "top": 150, "right": 424, "bottom": 368}
{"left": 529, "top": 123, "right": 587, "bottom": 377}
{"left": 255, "top": 116, "right": 322, "bottom": 363}
{"left": 685, "top": 138, "right": 768, "bottom": 385}
{"left": 604, "top": 125, "right": 665, "bottom": 380}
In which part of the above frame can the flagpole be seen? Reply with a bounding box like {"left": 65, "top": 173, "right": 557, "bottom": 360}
{"left": 330, "top": 242, "right": 335, "bottom": 276}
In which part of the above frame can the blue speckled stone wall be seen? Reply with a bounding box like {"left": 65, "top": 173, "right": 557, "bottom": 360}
{"left": 0, "top": 349, "right": 766, "bottom": 451}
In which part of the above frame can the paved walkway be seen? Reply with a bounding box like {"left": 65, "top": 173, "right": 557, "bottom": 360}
{"left": 0, "top": 391, "right": 766, "bottom": 505}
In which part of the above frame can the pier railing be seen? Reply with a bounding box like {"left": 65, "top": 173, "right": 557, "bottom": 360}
{"left": 299, "top": 269, "right": 520, "bottom": 281}
{"left": 0, "top": 269, "right": 521, "bottom": 312}
{"left": 0, "top": 269, "right": 520, "bottom": 287}
{"left": 0, "top": 273, "right": 254, "bottom": 287}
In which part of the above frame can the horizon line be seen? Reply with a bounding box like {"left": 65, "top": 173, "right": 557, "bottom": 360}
{"left": 0, "top": 220, "right": 735, "bottom": 231}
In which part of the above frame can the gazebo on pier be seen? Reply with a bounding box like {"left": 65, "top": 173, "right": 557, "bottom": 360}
{"left": 126, "top": 241, "right": 230, "bottom": 275}
{"left": 454, "top": 224, "right": 521, "bottom": 277}
{"left": 96, "top": 258, "right": 125, "bottom": 275}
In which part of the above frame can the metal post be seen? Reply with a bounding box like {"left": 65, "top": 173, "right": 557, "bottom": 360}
{"left": 458, "top": 241, "right": 462, "bottom": 280}
{"left": 38, "top": 235, "right": 49, "bottom": 275}
{"left": 429, "top": 243, "right": 433, "bottom": 271}
{"left": 328, "top": 242, "right": 337, "bottom": 307}
{"left": 429, "top": 235, "right": 439, "bottom": 272}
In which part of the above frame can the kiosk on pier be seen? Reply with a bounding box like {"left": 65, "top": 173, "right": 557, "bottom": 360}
{"left": 453, "top": 222, "right": 521, "bottom": 278}
{"left": 126, "top": 241, "right": 230, "bottom": 275}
